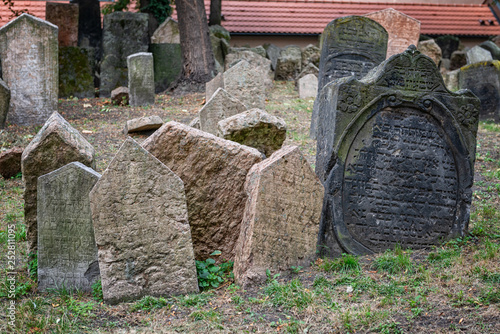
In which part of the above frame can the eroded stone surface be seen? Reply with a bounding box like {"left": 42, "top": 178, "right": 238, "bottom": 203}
{"left": 365, "top": 8, "right": 420, "bottom": 58}
{"left": 199, "top": 88, "right": 247, "bottom": 135}
{"left": 224, "top": 50, "right": 272, "bottom": 78}
{"left": 301, "top": 44, "right": 320, "bottom": 68}
{"left": 265, "top": 44, "right": 281, "bottom": 71}
{"left": 205, "top": 72, "right": 224, "bottom": 102}
{"left": 46, "top": 2, "right": 79, "bottom": 47}
{"left": 234, "top": 146, "right": 323, "bottom": 288}
{"left": 125, "top": 115, "right": 163, "bottom": 134}
{"left": 38, "top": 162, "right": 100, "bottom": 292}
{"left": 217, "top": 108, "right": 286, "bottom": 156}
{"left": 0, "top": 147, "right": 23, "bottom": 178}
{"left": 151, "top": 17, "right": 180, "bottom": 44}
{"left": 417, "top": 39, "right": 442, "bottom": 65}
{"left": 224, "top": 60, "right": 267, "bottom": 110}
{"left": 90, "top": 137, "right": 198, "bottom": 304}
{"left": 22, "top": 112, "right": 95, "bottom": 255}
{"left": 59, "top": 46, "right": 94, "bottom": 98}
{"left": 466, "top": 46, "right": 492, "bottom": 65}
{"left": 0, "top": 78, "right": 10, "bottom": 128}
{"left": 127, "top": 52, "right": 155, "bottom": 107}
{"left": 298, "top": 74, "right": 318, "bottom": 99}
{"left": 149, "top": 43, "right": 182, "bottom": 93}
{"left": 275, "top": 45, "right": 302, "bottom": 81}
{"left": 142, "top": 121, "right": 262, "bottom": 260}
{"left": 111, "top": 86, "right": 129, "bottom": 106}
{"left": 0, "top": 14, "right": 58, "bottom": 125}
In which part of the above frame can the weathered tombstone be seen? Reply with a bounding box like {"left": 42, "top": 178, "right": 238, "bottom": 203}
{"left": 149, "top": 43, "right": 182, "bottom": 93}
{"left": 234, "top": 146, "right": 324, "bottom": 288}
{"left": 150, "top": 17, "right": 180, "bottom": 44}
{"left": 295, "top": 63, "right": 319, "bottom": 85}
{"left": 265, "top": 43, "right": 281, "bottom": 71}
{"left": 298, "top": 74, "right": 318, "bottom": 99}
{"left": 199, "top": 88, "right": 247, "bottom": 135}
{"left": 444, "top": 69, "right": 460, "bottom": 92}
{"left": 127, "top": 52, "right": 155, "bottom": 107}
{"left": 466, "top": 46, "right": 493, "bottom": 64}
{"left": 45, "top": 2, "right": 79, "bottom": 47}
{"left": 0, "top": 14, "right": 58, "bottom": 125}
{"left": 188, "top": 117, "right": 200, "bottom": 129}
{"left": 310, "top": 16, "right": 388, "bottom": 138}
{"left": 365, "top": 8, "right": 420, "bottom": 58}
{"left": 316, "top": 46, "right": 480, "bottom": 256}
{"left": 142, "top": 121, "right": 262, "bottom": 260}
{"left": 22, "top": 112, "right": 95, "bottom": 255}
{"left": 124, "top": 115, "right": 163, "bottom": 134}
{"left": 459, "top": 61, "right": 500, "bottom": 120}
{"left": 275, "top": 45, "right": 302, "bottom": 81}
{"left": 224, "top": 50, "right": 272, "bottom": 77}
{"left": 417, "top": 39, "right": 442, "bottom": 65}
{"left": 90, "top": 137, "right": 199, "bottom": 304}
{"left": 77, "top": 0, "right": 102, "bottom": 50}
{"left": 436, "top": 35, "right": 460, "bottom": 59}
{"left": 450, "top": 50, "right": 467, "bottom": 71}
{"left": 59, "top": 46, "right": 95, "bottom": 98}
{"left": 205, "top": 72, "right": 224, "bottom": 101}
{"left": 229, "top": 46, "right": 267, "bottom": 58}
{"left": 0, "top": 147, "right": 23, "bottom": 179}
{"left": 0, "top": 78, "right": 10, "bottom": 128}
{"left": 301, "top": 44, "right": 320, "bottom": 68}
{"left": 209, "top": 25, "right": 231, "bottom": 42}
{"left": 217, "top": 108, "right": 287, "bottom": 157}
{"left": 224, "top": 60, "right": 267, "bottom": 110}
{"left": 100, "top": 12, "right": 149, "bottom": 97}
{"left": 38, "top": 162, "right": 100, "bottom": 292}
{"left": 210, "top": 34, "right": 225, "bottom": 71}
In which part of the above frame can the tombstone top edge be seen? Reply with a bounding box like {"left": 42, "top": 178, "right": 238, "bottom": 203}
{"left": 0, "top": 13, "right": 58, "bottom": 33}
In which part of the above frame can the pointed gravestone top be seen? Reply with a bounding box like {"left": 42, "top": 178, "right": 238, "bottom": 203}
{"left": 90, "top": 137, "right": 199, "bottom": 304}
{"left": 151, "top": 17, "right": 180, "bottom": 44}
{"left": 466, "top": 45, "right": 493, "bottom": 65}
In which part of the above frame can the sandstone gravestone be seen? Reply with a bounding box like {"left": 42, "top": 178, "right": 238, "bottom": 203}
{"left": 59, "top": 46, "right": 94, "bottom": 98}
{"left": 90, "top": 137, "right": 199, "bottom": 304}
{"left": 0, "top": 147, "right": 23, "bottom": 179}
{"left": 466, "top": 46, "right": 493, "bottom": 65}
{"left": 151, "top": 17, "right": 180, "bottom": 44}
{"left": 298, "top": 74, "right": 318, "bottom": 99}
{"left": 142, "top": 121, "right": 262, "bottom": 260}
{"left": 224, "top": 60, "right": 267, "bottom": 110}
{"left": 124, "top": 115, "right": 163, "bottom": 134}
{"left": 199, "top": 88, "right": 247, "bottom": 135}
{"left": 100, "top": 12, "right": 149, "bottom": 97}
{"left": 365, "top": 8, "right": 420, "bottom": 59}
{"left": 301, "top": 44, "right": 320, "bottom": 68}
{"left": 234, "top": 146, "right": 324, "bottom": 288}
{"left": 444, "top": 69, "right": 460, "bottom": 92}
{"left": 45, "top": 2, "right": 79, "bottom": 47}
{"left": 205, "top": 72, "right": 224, "bottom": 102}
{"left": 224, "top": 50, "right": 272, "bottom": 78}
{"left": 316, "top": 46, "right": 480, "bottom": 256}
{"left": 0, "top": 78, "right": 10, "bottom": 128}
{"left": 275, "top": 45, "right": 302, "bottom": 81}
{"left": 38, "top": 162, "right": 100, "bottom": 292}
{"left": 310, "top": 16, "right": 388, "bottom": 138}
{"left": 417, "top": 39, "right": 442, "bottom": 65}
{"left": 149, "top": 43, "right": 182, "bottom": 93}
{"left": 217, "top": 108, "right": 286, "bottom": 157}
{"left": 127, "top": 52, "right": 155, "bottom": 107}
{"left": 22, "top": 112, "right": 95, "bottom": 255}
{"left": 0, "top": 14, "right": 58, "bottom": 125}
{"left": 459, "top": 61, "right": 500, "bottom": 120}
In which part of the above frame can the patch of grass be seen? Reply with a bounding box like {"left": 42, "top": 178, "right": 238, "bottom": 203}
{"left": 480, "top": 120, "right": 500, "bottom": 132}
{"left": 264, "top": 278, "right": 314, "bottom": 310}
{"left": 475, "top": 240, "right": 500, "bottom": 260}
{"left": 373, "top": 246, "right": 413, "bottom": 274}
{"left": 371, "top": 321, "right": 403, "bottom": 334}
{"left": 427, "top": 247, "right": 460, "bottom": 267}
{"left": 177, "top": 292, "right": 213, "bottom": 307}
{"left": 92, "top": 279, "right": 103, "bottom": 302}
{"left": 479, "top": 288, "right": 500, "bottom": 305}
{"left": 318, "top": 253, "right": 361, "bottom": 273}
{"left": 130, "top": 295, "right": 171, "bottom": 312}
{"left": 189, "top": 309, "right": 220, "bottom": 321}
{"left": 480, "top": 271, "right": 500, "bottom": 284}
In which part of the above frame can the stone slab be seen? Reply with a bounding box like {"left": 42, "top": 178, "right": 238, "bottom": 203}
{"left": 466, "top": 46, "right": 493, "bottom": 65}
{"left": 46, "top": 2, "right": 79, "bottom": 47}
{"left": 205, "top": 72, "right": 224, "bottom": 102}
{"left": 149, "top": 43, "right": 182, "bottom": 93}
{"left": 223, "top": 60, "right": 267, "bottom": 110}
{"left": 59, "top": 46, "right": 94, "bottom": 98}
{"left": 125, "top": 115, "right": 163, "bottom": 134}
{"left": 417, "top": 39, "right": 442, "bottom": 65}
{"left": 0, "top": 78, "right": 10, "bottom": 128}
{"left": 0, "top": 147, "right": 23, "bottom": 179}
{"left": 275, "top": 45, "right": 302, "bottom": 81}
{"left": 127, "top": 52, "right": 155, "bottom": 107}
{"left": 298, "top": 74, "right": 318, "bottom": 99}
{"left": 151, "top": 17, "right": 180, "bottom": 44}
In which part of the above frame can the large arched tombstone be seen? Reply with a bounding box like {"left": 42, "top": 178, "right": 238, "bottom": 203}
{"left": 310, "top": 16, "right": 388, "bottom": 139}
{"left": 316, "top": 46, "right": 480, "bottom": 256}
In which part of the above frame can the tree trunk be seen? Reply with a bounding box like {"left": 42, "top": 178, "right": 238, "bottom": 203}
{"left": 176, "top": 0, "right": 215, "bottom": 86}
{"left": 209, "top": 0, "right": 222, "bottom": 26}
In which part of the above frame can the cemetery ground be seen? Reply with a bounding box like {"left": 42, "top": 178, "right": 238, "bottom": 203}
{"left": 0, "top": 81, "right": 499, "bottom": 333}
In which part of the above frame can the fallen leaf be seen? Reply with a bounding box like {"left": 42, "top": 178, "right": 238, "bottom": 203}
{"left": 459, "top": 318, "right": 463, "bottom": 324}
{"left": 83, "top": 103, "right": 92, "bottom": 108}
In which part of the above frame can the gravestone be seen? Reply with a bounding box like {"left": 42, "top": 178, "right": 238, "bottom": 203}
{"left": 100, "top": 12, "right": 149, "bottom": 97}
{"left": 275, "top": 45, "right": 302, "bottom": 81}
{"left": 199, "top": 88, "right": 247, "bottom": 135}
{"left": 459, "top": 61, "right": 500, "bottom": 120}
{"left": 76, "top": 0, "right": 102, "bottom": 50}
{"left": 90, "top": 138, "right": 199, "bottom": 304}
{"left": 436, "top": 35, "right": 460, "bottom": 59}
{"left": 205, "top": 72, "right": 224, "bottom": 101}
{"left": 444, "top": 69, "right": 460, "bottom": 92}
{"left": 149, "top": 43, "right": 182, "bottom": 93}
{"left": 0, "top": 14, "right": 58, "bottom": 125}
{"left": 0, "top": 147, "right": 23, "bottom": 179}
{"left": 295, "top": 63, "right": 319, "bottom": 86}
{"left": 234, "top": 146, "right": 324, "bottom": 288}
{"left": 59, "top": 46, "right": 94, "bottom": 98}
{"left": 466, "top": 46, "right": 492, "bottom": 64}
{"left": 124, "top": 115, "right": 163, "bottom": 134}
{"left": 298, "top": 74, "right": 318, "bottom": 99}
{"left": 210, "top": 34, "right": 225, "bottom": 71}
{"left": 142, "top": 121, "right": 262, "bottom": 260}
{"left": 301, "top": 44, "right": 320, "bottom": 68}
{"left": 151, "top": 17, "right": 180, "bottom": 44}
{"left": 46, "top": 2, "right": 79, "bottom": 47}
{"left": 224, "top": 60, "right": 267, "bottom": 110}
{"left": 450, "top": 50, "right": 467, "bottom": 70}
{"left": 310, "top": 16, "right": 388, "bottom": 139}
{"left": 127, "top": 52, "right": 155, "bottom": 107}
{"left": 265, "top": 43, "right": 281, "bottom": 71}
{"left": 0, "top": 78, "right": 10, "bottom": 128}
{"left": 217, "top": 108, "right": 287, "bottom": 157}
{"left": 22, "top": 112, "right": 95, "bottom": 255}
{"left": 38, "top": 162, "right": 100, "bottom": 292}
{"left": 316, "top": 46, "right": 480, "bottom": 256}
{"left": 417, "top": 39, "right": 442, "bottom": 65}
{"left": 365, "top": 8, "right": 420, "bottom": 58}
{"left": 224, "top": 50, "right": 272, "bottom": 78}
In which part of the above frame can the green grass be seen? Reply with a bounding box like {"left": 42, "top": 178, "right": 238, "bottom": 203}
{"left": 318, "top": 253, "right": 361, "bottom": 273}
{"left": 373, "top": 246, "right": 414, "bottom": 274}
{"left": 264, "top": 278, "right": 314, "bottom": 310}
{"left": 130, "top": 295, "right": 171, "bottom": 312}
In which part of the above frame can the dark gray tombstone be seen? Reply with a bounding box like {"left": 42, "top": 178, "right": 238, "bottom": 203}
{"left": 149, "top": 43, "right": 182, "bottom": 93}
{"left": 459, "top": 60, "right": 500, "bottom": 121}
{"left": 38, "top": 162, "right": 101, "bottom": 292}
{"left": 59, "top": 46, "right": 95, "bottom": 98}
{"left": 316, "top": 46, "right": 480, "bottom": 256}
{"left": 310, "top": 16, "right": 388, "bottom": 138}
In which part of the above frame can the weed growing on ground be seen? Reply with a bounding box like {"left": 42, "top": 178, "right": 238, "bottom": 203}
{"left": 373, "top": 245, "right": 414, "bottom": 274}
{"left": 130, "top": 295, "right": 171, "bottom": 312}
{"left": 318, "top": 253, "right": 361, "bottom": 273}
{"left": 264, "top": 278, "right": 314, "bottom": 310}
{"left": 195, "top": 250, "right": 233, "bottom": 290}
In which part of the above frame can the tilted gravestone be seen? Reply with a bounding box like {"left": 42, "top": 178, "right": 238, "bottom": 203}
{"left": 38, "top": 162, "right": 100, "bottom": 292}
{"left": 149, "top": 43, "right": 182, "bottom": 93}
{"left": 59, "top": 46, "right": 94, "bottom": 98}
{"left": 466, "top": 46, "right": 492, "bottom": 65}
{"left": 365, "top": 8, "right": 420, "bottom": 59}
{"left": 0, "top": 14, "right": 58, "bottom": 125}
{"left": 100, "top": 12, "right": 149, "bottom": 97}
{"left": 45, "top": 2, "right": 79, "bottom": 47}
{"left": 142, "top": 121, "right": 262, "bottom": 261}
{"left": 224, "top": 60, "right": 268, "bottom": 110}
{"left": 90, "top": 137, "right": 199, "bottom": 304}
{"left": 199, "top": 87, "right": 247, "bottom": 135}
{"left": 0, "top": 78, "right": 10, "bottom": 128}
{"left": 22, "top": 112, "right": 95, "bottom": 255}
{"left": 205, "top": 72, "right": 224, "bottom": 101}
{"left": 127, "top": 52, "right": 155, "bottom": 107}
{"left": 310, "top": 16, "right": 388, "bottom": 139}
{"left": 316, "top": 46, "right": 480, "bottom": 256}
{"left": 234, "top": 146, "right": 324, "bottom": 288}
{"left": 459, "top": 61, "right": 500, "bottom": 121}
